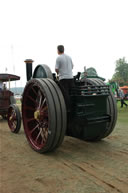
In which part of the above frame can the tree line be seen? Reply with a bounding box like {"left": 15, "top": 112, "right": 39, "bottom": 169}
{"left": 110, "top": 57, "right": 128, "bottom": 86}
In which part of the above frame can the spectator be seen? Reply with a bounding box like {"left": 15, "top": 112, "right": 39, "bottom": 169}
{"left": 119, "top": 88, "right": 128, "bottom": 108}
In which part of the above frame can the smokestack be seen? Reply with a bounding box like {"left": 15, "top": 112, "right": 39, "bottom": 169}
{"left": 24, "top": 59, "right": 34, "bottom": 81}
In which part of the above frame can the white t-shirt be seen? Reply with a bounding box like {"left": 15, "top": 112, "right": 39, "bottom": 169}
{"left": 55, "top": 54, "right": 73, "bottom": 80}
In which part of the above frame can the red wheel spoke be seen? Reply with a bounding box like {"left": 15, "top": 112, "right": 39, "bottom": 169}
{"left": 12, "top": 122, "right": 16, "bottom": 129}
{"left": 40, "top": 128, "right": 44, "bottom": 139}
{"left": 27, "top": 95, "right": 36, "bottom": 103}
{"left": 31, "top": 86, "right": 38, "bottom": 96}
{"left": 40, "top": 98, "right": 46, "bottom": 109}
{"left": 24, "top": 106, "right": 35, "bottom": 111}
{"left": 42, "top": 127, "right": 48, "bottom": 141}
{"left": 13, "top": 121, "right": 17, "bottom": 126}
{"left": 35, "top": 129, "right": 42, "bottom": 142}
{"left": 38, "top": 95, "right": 42, "bottom": 109}
{"left": 30, "top": 124, "right": 39, "bottom": 134}
{"left": 8, "top": 104, "right": 21, "bottom": 133}
{"left": 12, "top": 115, "right": 16, "bottom": 121}
{"left": 11, "top": 110, "right": 15, "bottom": 118}
{"left": 44, "top": 130, "right": 48, "bottom": 138}
{"left": 27, "top": 118, "right": 36, "bottom": 123}
{"left": 43, "top": 133, "right": 48, "bottom": 142}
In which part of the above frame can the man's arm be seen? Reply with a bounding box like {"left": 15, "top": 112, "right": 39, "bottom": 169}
{"left": 55, "top": 57, "right": 60, "bottom": 75}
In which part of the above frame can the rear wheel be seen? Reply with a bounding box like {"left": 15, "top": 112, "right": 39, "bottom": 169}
{"left": 22, "top": 78, "right": 67, "bottom": 153}
{"left": 90, "top": 78, "right": 117, "bottom": 138}
{"left": 8, "top": 104, "right": 21, "bottom": 133}
{"left": 84, "top": 78, "right": 117, "bottom": 141}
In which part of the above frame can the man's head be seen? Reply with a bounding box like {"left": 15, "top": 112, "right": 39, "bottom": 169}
{"left": 57, "top": 45, "right": 64, "bottom": 55}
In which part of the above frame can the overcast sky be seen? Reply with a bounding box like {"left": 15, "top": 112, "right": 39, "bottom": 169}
{"left": 0, "top": 0, "right": 128, "bottom": 87}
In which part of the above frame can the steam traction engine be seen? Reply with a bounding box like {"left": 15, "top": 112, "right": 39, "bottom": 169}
{"left": 8, "top": 59, "right": 117, "bottom": 153}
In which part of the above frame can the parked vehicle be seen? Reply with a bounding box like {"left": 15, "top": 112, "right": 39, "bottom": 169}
{"left": 0, "top": 74, "right": 20, "bottom": 119}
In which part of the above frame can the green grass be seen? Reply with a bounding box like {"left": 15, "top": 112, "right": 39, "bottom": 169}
{"left": 16, "top": 99, "right": 21, "bottom": 111}
{"left": 116, "top": 100, "right": 128, "bottom": 124}
{"left": 16, "top": 99, "right": 21, "bottom": 104}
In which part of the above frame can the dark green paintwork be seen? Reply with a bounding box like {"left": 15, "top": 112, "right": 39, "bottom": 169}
{"left": 67, "top": 84, "right": 111, "bottom": 141}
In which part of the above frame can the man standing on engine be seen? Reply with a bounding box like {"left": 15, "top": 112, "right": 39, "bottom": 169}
{"left": 55, "top": 45, "right": 74, "bottom": 111}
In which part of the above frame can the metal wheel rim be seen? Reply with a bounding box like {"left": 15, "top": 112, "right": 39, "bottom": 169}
{"left": 22, "top": 78, "right": 67, "bottom": 153}
{"left": 22, "top": 82, "right": 49, "bottom": 150}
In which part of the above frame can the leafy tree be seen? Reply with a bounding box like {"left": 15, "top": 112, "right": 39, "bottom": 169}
{"left": 111, "top": 57, "right": 128, "bottom": 86}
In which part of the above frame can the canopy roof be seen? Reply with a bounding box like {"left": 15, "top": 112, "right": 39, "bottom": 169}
{"left": 120, "top": 86, "right": 128, "bottom": 90}
{"left": 0, "top": 74, "right": 20, "bottom": 82}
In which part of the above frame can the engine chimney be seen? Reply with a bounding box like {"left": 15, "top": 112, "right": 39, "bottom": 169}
{"left": 24, "top": 59, "right": 34, "bottom": 81}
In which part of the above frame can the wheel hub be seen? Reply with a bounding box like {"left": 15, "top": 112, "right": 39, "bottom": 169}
{"left": 34, "top": 110, "right": 40, "bottom": 121}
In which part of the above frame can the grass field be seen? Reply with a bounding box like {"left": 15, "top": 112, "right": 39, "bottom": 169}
{"left": 16, "top": 98, "right": 21, "bottom": 104}
{"left": 116, "top": 100, "right": 128, "bottom": 123}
